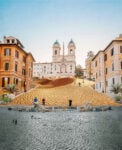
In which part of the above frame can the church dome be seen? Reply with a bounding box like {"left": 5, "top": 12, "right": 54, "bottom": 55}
{"left": 68, "top": 39, "right": 75, "bottom": 47}
{"left": 53, "top": 40, "right": 60, "bottom": 47}
{"left": 69, "top": 39, "right": 74, "bottom": 44}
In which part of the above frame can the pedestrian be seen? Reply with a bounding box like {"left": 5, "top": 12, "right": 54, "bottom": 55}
{"left": 78, "top": 82, "right": 81, "bottom": 87}
{"left": 33, "top": 97, "right": 38, "bottom": 108}
{"left": 42, "top": 98, "right": 45, "bottom": 106}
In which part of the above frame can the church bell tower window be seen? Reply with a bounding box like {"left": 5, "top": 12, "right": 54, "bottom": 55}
{"left": 70, "top": 49, "right": 73, "bottom": 54}
{"left": 55, "top": 50, "right": 57, "bottom": 55}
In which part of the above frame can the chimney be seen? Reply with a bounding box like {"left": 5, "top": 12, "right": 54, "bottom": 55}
{"left": 3, "top": 36, "right": 6, "bottom": 40}
{"left": 3, "top": 36, "right": 6, "bottom": 43}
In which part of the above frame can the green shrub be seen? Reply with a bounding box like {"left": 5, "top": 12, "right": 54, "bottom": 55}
{"left": 0, "top": 94, "right": 11, "bottom": 103}
{"left": 110, "top": 84, "right": 122, "bottom": 94}
{"left": 114, "top": 95, "right": 121, "bottom": 102}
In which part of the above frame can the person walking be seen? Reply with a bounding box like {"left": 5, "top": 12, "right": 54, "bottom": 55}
{"left": 42, "top": 98, "right": 45, "bottom": 106}
{"left": 33, "top": 97, "right": 38, "bottom": 108}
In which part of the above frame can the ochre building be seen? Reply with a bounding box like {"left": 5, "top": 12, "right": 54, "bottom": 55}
{"left": 0, "top": 36, "right": 35, "bottom": 92}
{"left": 92, "top": 34, "right": 122, "bottom": 93}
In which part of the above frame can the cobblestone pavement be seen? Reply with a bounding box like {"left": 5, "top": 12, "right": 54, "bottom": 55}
{"left": 0, "top": 108, "right": 122, "bottom": 150}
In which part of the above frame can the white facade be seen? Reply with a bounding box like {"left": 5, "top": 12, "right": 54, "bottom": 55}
{"left": 33, "top": 40, "right": 76, "bottom": 78}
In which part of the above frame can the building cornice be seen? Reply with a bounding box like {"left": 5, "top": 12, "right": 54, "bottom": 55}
{"left": 0, "top": 43, "right": 35, "bottom": 61}
{"left": 92, "top": 39, "right": 122, "bottom": 61}
{"left": 92, "top": 50, "right": 103, "bottom": 61}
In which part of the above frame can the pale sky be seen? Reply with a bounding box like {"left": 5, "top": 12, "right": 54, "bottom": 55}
{"left": 0, "top": 0, "right": 122, "bottom": 67}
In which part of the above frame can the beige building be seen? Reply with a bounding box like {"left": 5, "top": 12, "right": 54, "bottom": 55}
{"left": 92, "top": 34, "right": 122, "bottom": 93}
{"left": 33, "top": 40, "right": 76, "bottom": 78}
{"left": 85, "top": 51, "right": 94, "bottom": 79}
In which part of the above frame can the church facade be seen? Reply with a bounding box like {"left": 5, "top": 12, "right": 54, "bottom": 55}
{"left": 33, "top": 40, "right": 76, "bottom": 78}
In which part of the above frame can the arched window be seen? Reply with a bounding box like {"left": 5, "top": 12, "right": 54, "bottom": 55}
{"left": 70, "top": 49, "right": 73, "bottom": 54}
{"left": 55, "top": 50, "right": 57, "bottom": 55}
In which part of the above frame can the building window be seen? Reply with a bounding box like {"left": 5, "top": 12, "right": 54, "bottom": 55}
{"left": 2, "top": 78, "right": 5, "bottom": 87}
{"left": 55, "top": 50, "right": 57, "bottom": 55}
{"left": 15, "top": 64, "right": 18, "bottom": 72}
{"left": 100, "top": 82, "right": 101, "bottom": 88}
{"left": 55, "top": 65, "right": 56, "bottom": 70}
{"left": 70, "top": 49, "right": 73, "bottom": 54}
{"left": 121, "top": 62, "right": 122, "bottom": 69}
{"left": 106, "top": 80, "right": 108, "bottom": 86}
{"left": 104, "top": 54, "right": 107, "bottom": 61}
{"left": 7, "top": 39, "right": 10, "bottom": 43}
{"left": 106, "top": 68, "right": 108, "bottom": 74}
{"left": 22, "top": 69, "right": 26, "bottom": 75}
{"left": 96, "top": 73, "right": 97, "bottom": 79}
{"left": 4, "top": 48, "right": 11, "bottom": 56}
{"left": 99, "top": 70, "right": 101, "bottom": 76}
{"left": 2, "top": 77, "right": 10, "bottom": 87}
{"left": 16, "top": 79, "right": 18, "bottom": 85}
{"left": 23, "top": 56, "right": 26, "bottom": 63}
{"left": 120, "top": 46, "right": 122, "bottom": 53}
{"left": 112, "top": 63, "right": 114, "bottom": 71}
{"left": 8, "top": 78, "right": 10, "bottom": 84}
{"left": 15, "top": 50, "right": 19, "bottom": 58}
{"left": 4, "top": 63, "right": 9, "bottom": 70}
{"left": 44, "top": 66, "right": 46, "bottom": 73}
{"left": 112, "top": 78, "right": 115, "bottom": 84}
{"left": 14, "top": 78, "right": 18, "bottom": 85}
{"left": 111, "top": 48, "right": 114, "bottom": 56}
{"left": 70, "top": 65, "right": 72, "bottom": 70}
{"left": 12, "top": 39, "right": 15, "bottom": 43}
{"left": 95, "top": 61, "right": 97, "bottom": 67}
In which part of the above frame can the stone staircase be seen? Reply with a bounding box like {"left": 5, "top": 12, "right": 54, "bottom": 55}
{"left": 10, "top": 78, "right": 120, "bottom": 107}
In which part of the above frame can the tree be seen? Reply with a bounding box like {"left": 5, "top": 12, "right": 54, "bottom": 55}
{"left": 4, "top": 84, "right": 18, "bottom": 94}
{"left": 87, "top": 51, "right": 94, "bottom": 58}
{"left": 110, "top": 83, "right": 122, "bottom": 94}
{"left": 75, "top": 65, "right": 83, "bottom": 77}
{"left": 110, "top": 84, "right": 122, "bottom": 102}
